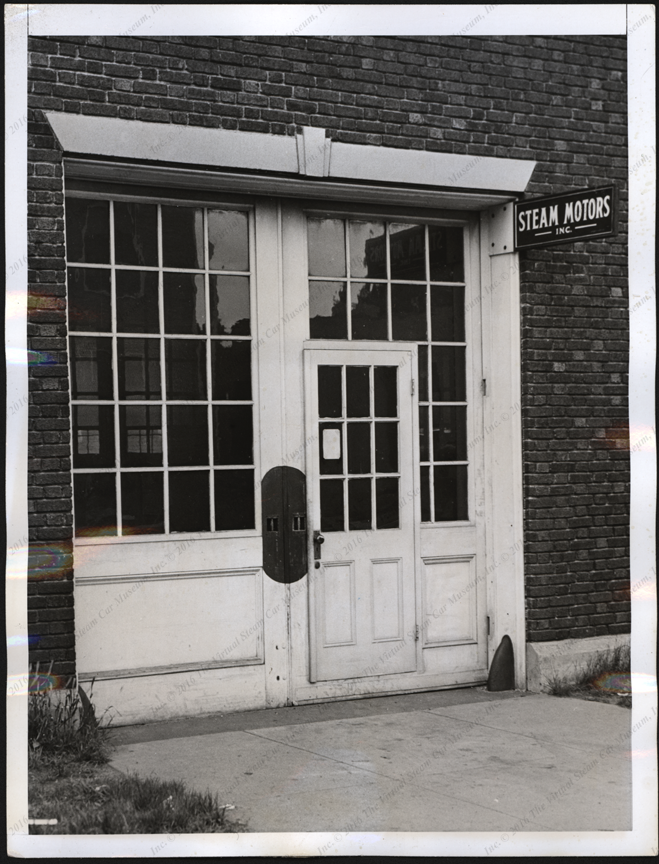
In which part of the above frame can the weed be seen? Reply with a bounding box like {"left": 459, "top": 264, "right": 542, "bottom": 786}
{"left": 546, "top": 643, "right": 631, "bottom": 708}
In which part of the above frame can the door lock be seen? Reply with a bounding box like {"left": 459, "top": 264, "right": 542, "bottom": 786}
{"left": 313, "top": 530, "right": 324, "bottom": 568}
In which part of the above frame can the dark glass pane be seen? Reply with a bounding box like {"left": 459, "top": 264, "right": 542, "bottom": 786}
{"left": 418, "top": 344, "right": 428, "bottom": 402}
{"left": 211, "top": 340, "right": 251, "bottom": 400}
{"left": 214, "top": 469, "right": 255, "bottom": 530}
{"left": 433, "top": 406, "right": 467, "bottom": 461}
{"left": 348, "top": 477, "right": 372, "bottom": 530}
{"left": 116, "top": 271, "right": 159, "bottom": 334}
{"left": 65, "top": 198, "right": 110, "bottom": 264}
{"left": 390, "top": 223, "right": 426, "bottom": 281}
{"left": 320, "top": 423, "right": 343, "bottom": 475}
{"left": 121, "top": 472, "right": 164, "bottom": 535}
{"left": 320, "top": 479, "right": 344, "bottom": 532}
{"left": 349, "top": 220, "right": 386, "bottom": 279}
{"left": 73, "top": 405, "right": 114, "bottom": 468}
{"left": 166, "top": 340, "right": 206, "bottom": 400}
{"left": 74, "top": 473, "right": 116, "bottom": 537}
{"left": 376, "top": 478, "right": 399, "bottom": 529}
{"left": 208, "top": 209, "right": 249, "bottom": 271}
{"left": 118, "top": 338, "right": 161, "bottom": 400}
{"left": 68, "top": 267, "right": 111, "bottom": 332}
{"left": 420, "top": 466, "right": 431, "bottom": 522}
{"left": 167, "top": 405, "right": 209, "bottom": 466}
{"left": 213, "top": 405, "right": 253, "bottom": 465}
{"left": 431, "top": 285, "right": 465, "bottom": 342}
{"left": 318, "top": 366, "right": 342, "bottom": 418}
{"left": 210, "top": 275, "right": 250, "bottom": 335}
{"left": 120, "top": 405, "right": 162, "bottom": 467}
{"left": 419, "top": 406, "right": 430, "bottom": 461}
{"left": 346, "top": 366, "right": 369, "bottom": 418}
{"left": 347, "top": 423, "right": 371, "bottom": 474}
{"left": 374, "top": 366, "right": 397, "bottom": 418}
{"left": 434, "top": 465, "right": 468, "bottom": 521}
{"left": 162, "top": 205, "right": 204, "bottom": 269}
{"left": 392, "top": 284, "right": 427, "bottom": 341}
{"left": 164, "top": 273, "right": 206, "bottom": 334}
{"left": 308, "top": 218, "right": 346, "bottom": 277}
{"left": 375, "top": 422, "right": 398, "bottom": 473}
{"left": 350, "top": 282, "right": 387, "bottom": 340}
{"left": 431, "top": 346, "right": 466, "bottom": 402}
{"left": 70, "top": 336, "right": 113, "bottom": 400}
{"left": 169, "top": 471, "right": 210, "bottom": 532}
{"left": 309, "top": 281, "right": 347, "bottom": 339}
{"left": 114, "top": 201, "right": 158, "bottom": 266}
{"left": 429, "top": 225, "right": 464, "bottom": 282}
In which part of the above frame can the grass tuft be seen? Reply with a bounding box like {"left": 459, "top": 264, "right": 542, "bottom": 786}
{"left": 546, "top": 643, "right": 631, "bottom": 708}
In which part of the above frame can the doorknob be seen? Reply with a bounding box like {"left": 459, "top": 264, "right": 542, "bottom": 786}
{"left": 313, "top": 530, "right": 324, "bottom": 568}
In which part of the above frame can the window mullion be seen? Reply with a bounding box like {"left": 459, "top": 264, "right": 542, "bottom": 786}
{"left": 109, "top": 200, "right": 122, "bottom": 536}
{"left": 205, "top": 208, "right": 216, "bottom": 533}
{"left": 157, "top": 203, "right": 170, "bottom": 534}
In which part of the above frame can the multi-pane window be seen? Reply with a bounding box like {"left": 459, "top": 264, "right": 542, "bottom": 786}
{"left": 66, "top": 197, "right": 255, "bottom": 537}
{"left": 308, "top": 218, "right": 468, "bottom": 523}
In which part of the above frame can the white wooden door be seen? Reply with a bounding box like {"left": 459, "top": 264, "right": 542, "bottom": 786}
{"left": 304, "top": 344, "right": 419, "bottom": 682}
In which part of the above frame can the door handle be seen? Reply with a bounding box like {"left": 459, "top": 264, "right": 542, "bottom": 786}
{"left": 313, "top": 530, "right": 324, "bottom": 568}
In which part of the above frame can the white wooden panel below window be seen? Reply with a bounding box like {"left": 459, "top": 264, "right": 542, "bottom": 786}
{"left": 76, "top": 569, "right": 263, "bottom": 675}
{"left": 423, "top": 556, "right": 477, "bottom": 646}
{"left": 322, "top": 561, "right": 355, "bottom": 646}
{"left": 371, "top": 558, "right": 403, "bottom": 642}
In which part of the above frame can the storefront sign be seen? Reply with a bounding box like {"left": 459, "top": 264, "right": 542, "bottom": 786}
{"left": 515, "top": 185, "right": 616, "bottom": 249}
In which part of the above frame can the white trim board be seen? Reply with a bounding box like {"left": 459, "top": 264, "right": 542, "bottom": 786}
{"left": 46, "top": 112, "right": 536, "bottom": 195}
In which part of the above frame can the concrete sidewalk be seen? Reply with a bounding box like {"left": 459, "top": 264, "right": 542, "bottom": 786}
{"left": 109, "top": 690, "right": 631, "bottom": 834}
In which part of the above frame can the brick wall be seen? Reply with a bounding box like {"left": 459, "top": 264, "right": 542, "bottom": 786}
{"left": 26, "top": 35, "right": 629, "bottom": 671}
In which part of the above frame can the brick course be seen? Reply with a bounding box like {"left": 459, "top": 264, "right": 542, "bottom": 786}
{"left": 26, "top": 35, "right": 629, "bottom": 671}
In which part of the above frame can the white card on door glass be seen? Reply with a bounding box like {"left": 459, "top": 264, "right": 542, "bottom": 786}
{"left": 322, "top": 429, "right": 341, "bottom": 460}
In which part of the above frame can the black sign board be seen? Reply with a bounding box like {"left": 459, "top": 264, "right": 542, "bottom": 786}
{"left": 515, "top": 185, "right": 616, "bottom": 250}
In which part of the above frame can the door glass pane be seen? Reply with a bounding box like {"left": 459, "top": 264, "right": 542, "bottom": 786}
{"left": 162, "top": 205, "right": 204, "bottom": 269}
{"left": 349, "top": 220, "right": 386, "bottom": 279}
{"left": 169, "top": 471, "right": 210, "bottom": 532}
{"left": 73, "top": 405, "right": 114, "bottom": 468}
{"left": 429, "top": 225, "right": 464, "bottom": 282}
{"left": 420, "top": 465, "right": 431, "bottom": 522}
{"left": 348, "top": 477, "right": 372, "bottom": 530}
{"left": 318, "top": 366, "right": 342, "bottom": 418}
{"left": 308, "top": 218, "right": 346, "bottom": 277}
{"left": 208, "top": 209, "right": 249, "bottom": 271}
{"left": 65, "top": 198, "right": 110, "bottom": 264}
{"left": 376, "top": 477, "right": 399, "bottom": 529}
{"left": 418, "top": 344, "right": 428, "bottom": 402}
{"left": 392, "top": 284, "right": 427, "bottom": 341}
{"left": 119, "top": 338, "right": 161, "bottom": 400}
{"left": 114, "top": 201, "right": 158, "bottom": 266}
{"left": 375, "top": 422, "right": 398, "bottom": 473}
{"left": 166, "top": 340, "right": 206, "bottom": 400}
{"left": 167, "top": 405, "right": 209, "bottom": 466}
{"left": 431, "top": 346, "right": 466, "bottom": 402}
{"left": 214, "top": 469, "right": 255, "bottom": 530}
{"left": 70, "top": 336, "right": 113, "bottom": 400}
{"left": 347, "top": 423, "right": 371, "bottom": 474}
{"left": 163, "top": 273, "right": 206, "bottom": 335}
{"left": 309, "top": 281, "right": 347, "bottom": 339}
{"left": 320, "top": 479, "right": 344, "bottom": 532}
{"left": 346, "top": 366, "right": 369, "bottom": 417}
{"left": 434, "top": 465, "right": 468, "bottom": 521}
{"left": 351, "top": 282, "right": 387, "bottom": 340}
{"left": 121, "top": 472, "right": 164, "bottom": 534}
{"left": 390, "top": 223, "right": 426, "bottom": 281}
{"left": 68, "top": 267, "right": 111, "bottom": 332}
{"left": 210, "top": 275, "right": 250, "bottom": 335}
{"left": 213, "top": 405, "right": 253, "bottom": 465}
{"left": 419, "top": 406, "right": 430, "bottom": 461}
{"left": 319, "top": 423, "right": 343, "bottom": 475}
{"left": 116, "top": 271, "right": 159, "bottom": 334}
{"left": 433, "top": 406, "right": 467, "bottom": 461}
{"left": 120, "top": 405, "right": 162, "bottom": 467}
{"left": 431, "top": 285, "right": 465, "bottom": 342}
{"left": 374, "top": 366, "right": 397, "bottom": 417}
{"left": 211, "top": 340, "right": 251, "bottom": 400}
{"left": 74, "top": 473, "right": 116, "bottom": 537}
